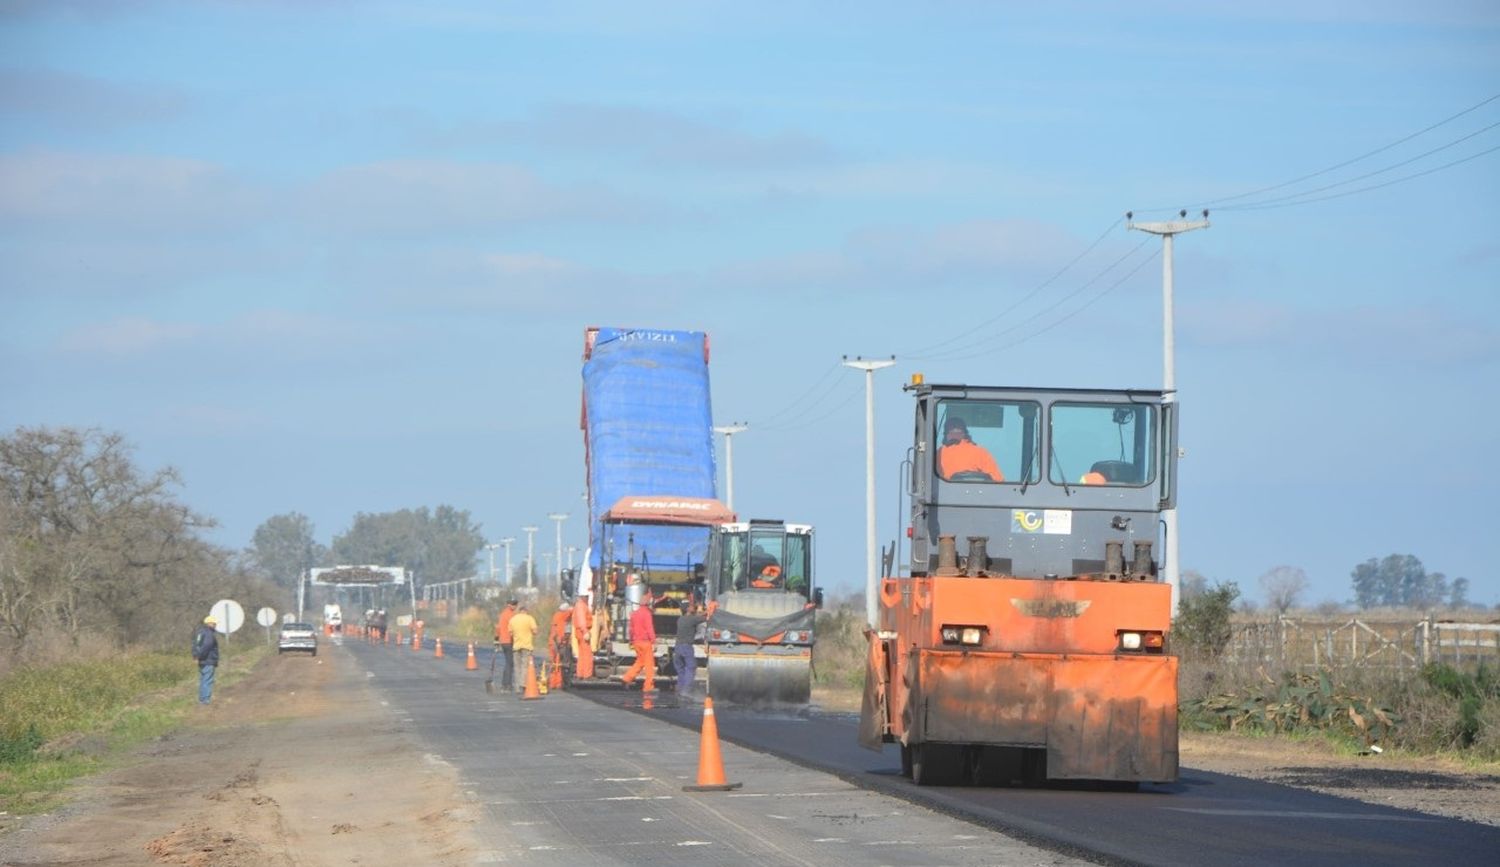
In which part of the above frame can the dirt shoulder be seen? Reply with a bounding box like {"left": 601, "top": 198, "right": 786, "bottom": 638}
{"left": 814, "top": 686, "right": 1500, "bottom": 827}
{"left": 0, "top": 641, "right": 476, "bottom": 866}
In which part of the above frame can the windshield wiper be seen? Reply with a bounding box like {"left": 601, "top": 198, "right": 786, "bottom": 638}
{"left": 1049, "top": 441, "right": 1074, "bottom": 496}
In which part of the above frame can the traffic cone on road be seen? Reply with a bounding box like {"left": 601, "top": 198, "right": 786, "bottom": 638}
{"left": 521, "top": 657, "right": 543, "bottom": 701}
{"left": 465, "top": 642, "right": 478, "bottom": 670}
{"left": 683, "top": 697, "right": 741, "bottom": 791}
{"left": 435, "top": 638, "right": 444, "bottom": 658}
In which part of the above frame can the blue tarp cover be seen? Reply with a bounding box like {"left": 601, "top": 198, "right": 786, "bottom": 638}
{"left": 584, "top": 327, "right": 717, "bottom": 571}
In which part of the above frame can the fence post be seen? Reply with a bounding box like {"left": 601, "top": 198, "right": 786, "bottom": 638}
{"left": 1421, "top": 619, "right": 1431, "bottom": 665}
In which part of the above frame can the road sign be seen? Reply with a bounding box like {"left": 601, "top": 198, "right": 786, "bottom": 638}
{"left": 211, "top": 599, "right": 245, "bottom": 635}
{"left": 256, "top": 607, "right": 277, "bottom": 627}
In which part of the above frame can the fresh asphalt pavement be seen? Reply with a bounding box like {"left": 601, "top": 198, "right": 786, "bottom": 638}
{"left": 348, "top": 636, "right": 1500, "bottom": 866}
{"left": 343, "top": 636, "right": 1086, "bottom": 866}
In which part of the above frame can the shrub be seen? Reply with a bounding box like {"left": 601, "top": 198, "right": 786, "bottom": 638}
{"left": 1183, "top": 668, "right": 1399, "bottom": 745}
{"left": 1174, "top": 581, "right": 1240, "bottom": 660}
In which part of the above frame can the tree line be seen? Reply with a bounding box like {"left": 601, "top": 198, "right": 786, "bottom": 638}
{"left": 1, "top": 426, "right": 489, "bottom": 670}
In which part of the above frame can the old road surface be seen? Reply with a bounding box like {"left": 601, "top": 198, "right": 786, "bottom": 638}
{"left": 349, "top": 638, "right": 1499, "bottom": 866}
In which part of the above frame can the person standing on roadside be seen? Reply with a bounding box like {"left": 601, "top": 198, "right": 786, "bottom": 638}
{"left": 193, "top": 615, "right": 220, "bottom": 705}
{"left": 507, "top": 603, "right": 539, "bottom": 694}
{"left": 495, "top": 599, "right": 517, "bottom": 691}
{"left": 673, "top": 599, "right": 706, "bottom": 696}
{"left": 548, "top": 602, "right": 573, "bottom": 689}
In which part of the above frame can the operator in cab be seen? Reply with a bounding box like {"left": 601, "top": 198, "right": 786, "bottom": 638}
{"left": 937, "top": 417, "right": 1003, "bottom": 481}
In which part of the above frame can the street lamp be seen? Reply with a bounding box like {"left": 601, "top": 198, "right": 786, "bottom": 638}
{"left": 521, "top": 526, "right": 539, "bottom": 588}
{"left": 1127, "top": 210, "right": 1209, "bottom": 616}
{"left": 547, "top": 512, "right": 569, "bottom": 591}
{"left": 842, "top": 355, "right": 897, "bottom": 628}
{"left": 484, "top": 543, "right": 500, "bottom": 582}
{"left": 499, "top": 537, "right": 515, "bottom": 586}
{"left": 713, "top": 422, "right": 749, "bottom": 510}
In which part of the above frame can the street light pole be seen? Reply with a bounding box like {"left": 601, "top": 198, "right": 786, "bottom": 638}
{"left": 547, "top": 512, "right": 569, "bottom": 592}
{"left": 521, "top": 526, "right": 539, "bottom": 588}
{"left": 1128, "top": 210, "right": 1209, "bottom": 617}
{"left": 499, "top": 537, "right": 515, "bottom": 587}
{"left": 842, "top": 355, "right": 896, "bottom": 628}
{"left": 484, "top": 543, "right": 500, "bottom": 582}
{"left": 712, "top": 423, "right": 748, "bottom": 510}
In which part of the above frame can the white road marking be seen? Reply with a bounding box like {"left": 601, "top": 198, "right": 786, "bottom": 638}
{"left": 601, "top": 777, "right": 653, "bottom": 782}
{"left": 676, "top": 841, "right": 712, "bottom": 846}
{"left": 814, "top": 838, "right": 846, "bottom": 843}
{"left": 1166, "top": 808, "right": 1434, "bottom": 821}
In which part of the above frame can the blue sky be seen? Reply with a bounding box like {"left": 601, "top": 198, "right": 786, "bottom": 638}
{"left": 3, "top": 1, "right": 1497, "bottom": 607}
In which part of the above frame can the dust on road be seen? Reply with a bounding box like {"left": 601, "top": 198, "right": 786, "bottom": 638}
{"left": 0, "top": 641, "right": 476, "bottom": 866}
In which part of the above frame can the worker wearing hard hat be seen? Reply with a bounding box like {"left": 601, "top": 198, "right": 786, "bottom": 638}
{"left": 620, "top": 591, "right": 658, "bottom": 692}
{"left": 193, "top": 615, "right": 220, "bottom": 705}
{"left": 937, "top": 417, "right": 1004, "bottom": 482}
{"left": 548, "top": 603, "right": 573, "bottom": 689}
{"left": 572, "top": 591, "right": 594, "bottom": 679}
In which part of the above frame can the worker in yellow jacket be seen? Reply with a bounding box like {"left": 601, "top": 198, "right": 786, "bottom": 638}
{"left": 508, "top": 604, "right": 539, "bottom": 695}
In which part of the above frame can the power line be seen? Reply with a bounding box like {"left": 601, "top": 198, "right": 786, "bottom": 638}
{"left": 1224, "top": 142, "right": 1500, "bottom": 211}
{"left": 913, "top": 236, "right": 1152, "bottom": 362}
{"left": 929, "top": 245, "right": 1161, "bottom": 363}
{"left": 756, "top": 377, "right": 863, "bottom": 432}
{"left": 1218, "top": 118, "right": 1500, "bottom": 211}
{"left": 742, "top": 360, "right": 842, "bottom": 427}
{"left": 904, "top": 217, "right": 1122, "bottom": 360}
{"left": 1136, "top": 90, "right": 1500, "bottom": 214}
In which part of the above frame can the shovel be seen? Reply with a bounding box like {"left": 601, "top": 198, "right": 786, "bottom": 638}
{"left": 485, "top": 643, "right": 500, "bottom": 694}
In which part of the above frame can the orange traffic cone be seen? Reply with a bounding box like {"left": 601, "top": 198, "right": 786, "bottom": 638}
{"left": 683, "top": 697, "right": 741, "bottom": 791}
{"left": 435, "top": 638, "right": 445, "bottom": 658}
{"left": 411, "top": 631, "right": 419, "bottom": 651}
{"left": 521, "top": 657, "right": 543, "bottom": 700}
{"left": 465, "top": 642, "right": 478, "bottom": 670}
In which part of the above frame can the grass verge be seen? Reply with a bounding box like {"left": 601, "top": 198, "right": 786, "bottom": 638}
{"left": 0, "top": 642, "right": 269, "bottom": 815}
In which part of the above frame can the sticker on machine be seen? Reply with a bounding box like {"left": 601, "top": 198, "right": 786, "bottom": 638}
{"left": 1042, "top": 509, "right": 1072, "bottom": 534}
{"left": 1010, "top": 510, "right": 1043, "bottom": 533}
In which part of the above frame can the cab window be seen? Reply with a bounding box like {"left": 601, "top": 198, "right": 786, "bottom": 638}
{"left": 934, "top": 399, "right": 1041, "bottom": 485}
{"left": 1048, "top": 403, "right": 1157, "bottom": 487}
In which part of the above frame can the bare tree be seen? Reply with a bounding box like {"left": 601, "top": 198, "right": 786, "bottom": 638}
{"left": 1258, "top": 565, "right": 1308, "bottom": 615}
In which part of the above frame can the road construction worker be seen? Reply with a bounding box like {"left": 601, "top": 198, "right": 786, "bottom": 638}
{"left": 495, "top": 599, "right": 518, "bottom": 691}
{"left": 937, "top": 417, "right": 1004, "bottom": 481}
{"left": 620, "top": 591, "right": 657, "bottom": 692}
{"left": 548, "top": 602, "right": 572, "bottom": 689}
{"left": 572, "top": 592, "right": 595, "bottom": 679}
{"left": 673, "top": 599, "right": 707, "bottom": 696}
{"left": 1080, "top": 470, "right": 1107, "bottom": 485}
{"left": 508, "top": 603, "right": 539, "bottom": 694}
{"left": 749, "top": 543, "right": 782, "bottom": 589}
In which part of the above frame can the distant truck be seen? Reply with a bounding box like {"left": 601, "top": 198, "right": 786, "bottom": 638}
{"left": 573, "top": 326, "right": 819, "bottom": 703}
{"left": 323, "top": 603, "right": 343, "bottom": 635}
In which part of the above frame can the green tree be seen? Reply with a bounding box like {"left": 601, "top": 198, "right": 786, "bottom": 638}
{"left": 1449, "top": 577, "right": 1470, "bottom": 609}
{"left": 1350, "top": 554, "right": 1449, "bottom": 610}
{"left": 1174, "top": 581, "right": 1240, "bottom": 660}
{"left": 331, "top": 506, "right": 484, "bottom": 586}
{"left": 249, "top": 512, "right": 327, "bottom": 590}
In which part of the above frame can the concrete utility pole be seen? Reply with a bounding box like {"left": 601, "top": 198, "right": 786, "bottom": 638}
{"left": 547, "top": 512, "right": 569, "bottom": 591}
{"left": 842, "top": 355, "right": 897, "bottom": 628}
{"left": 484, "top": 543, "right": 500, "bottom": 582}
{"left": 499, "top": 537, "right": 515, "bottom": 587}
{"left": 521, "top": 526, "right": 539, "bottom": 588}
{"left": 1127, "top": 209, "right": 1209, "bottom": 617}
{"left": 713, "top": 423, "right": 749, "bottom": 510}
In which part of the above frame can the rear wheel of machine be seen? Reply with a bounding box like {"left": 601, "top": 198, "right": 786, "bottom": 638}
{"left": 900, "top": 744, "right": 913, "bottom": 778}
{"left": 911, "top": 744, "right": 963, "bottom": 786}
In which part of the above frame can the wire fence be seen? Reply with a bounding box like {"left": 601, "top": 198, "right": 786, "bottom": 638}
{"left": 1225, "top": 616, "right": 1500, "bottom": 672}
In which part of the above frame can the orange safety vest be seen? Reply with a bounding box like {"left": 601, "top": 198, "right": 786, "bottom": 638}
{"left": 496, "top": 606, "right": 516, "bottom": 643}
{"left": 937, "top": 440, "right": 1004, "bottom": 481}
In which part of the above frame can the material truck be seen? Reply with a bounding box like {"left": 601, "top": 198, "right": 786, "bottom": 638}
{"left": 575, "top": 326, "right": 819, "bottom": 703}
{"left": 859, "top": 379, "right": 1179, "bottom": 786}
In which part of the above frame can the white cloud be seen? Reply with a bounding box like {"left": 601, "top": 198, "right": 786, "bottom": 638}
{"left": 0, "top": 151, "right": 263, "bottom": 229}
{"left": 56, "top": 316, "right": 200, "bottom": 354}
{"left": 53, "top": 309, "right": 383, "bottom": 359}
{"left": 0, "top": 68, "right": 188, "bottom": 131}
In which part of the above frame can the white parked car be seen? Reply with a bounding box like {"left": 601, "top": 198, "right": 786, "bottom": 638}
{"left": 277, "top": 622, "right": 318, "bottom": 656}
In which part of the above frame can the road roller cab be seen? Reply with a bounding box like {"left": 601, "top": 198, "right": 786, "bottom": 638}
{"left": 703, "top": 520, "right": 820, "bottom": 705}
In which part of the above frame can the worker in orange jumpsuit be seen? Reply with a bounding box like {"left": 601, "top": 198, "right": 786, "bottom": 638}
{"left": 936, "top": 417, "right": 1004, "bottom": 481}
{"left": 620, "top": 590, "right": 658, "bottom": 692}
{"left": 548, "top": 602, "right": 572, "bottom": 689}
{"left": 572, "top": 592, "right": 595, "bottom": 680}
{"left": 494, "top": 599, "right": 517, "bottom": 692}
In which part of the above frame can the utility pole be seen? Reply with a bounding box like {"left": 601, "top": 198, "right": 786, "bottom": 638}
{"left": 547, "top": 512, "right": 569, "bottom": 591}
{"left": 1127, "top": 209, "right": 1209, "bottom": 617}
{"left": 521, "top": 526, "right": 539, "bottom": 588}
{"left": 842, "top": 355, "right": 896, "bottom": 628}
{"left": 499, "top": 537, "right": 515, "bottom": 587}
{"left": 484, "top": 543, "right": 500, "bottom": 582}
{"left": 712, "top": 422, "right": 749, "bottom": 510}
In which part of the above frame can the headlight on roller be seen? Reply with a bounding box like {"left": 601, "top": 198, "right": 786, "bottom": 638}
{"left": 940, "top": 624, "right": 987, "bottom": 646}
{"left": 1117, "top": 629, "right": 1165, "bottom": 653}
